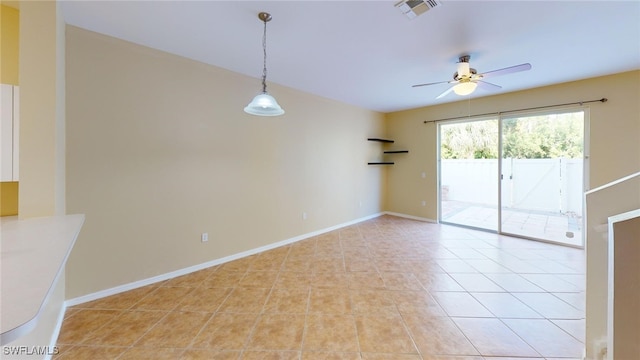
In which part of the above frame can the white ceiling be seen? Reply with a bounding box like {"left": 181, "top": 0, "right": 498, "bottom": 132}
{"left": 60, "top": 0, "right": 640, "bottom": 113}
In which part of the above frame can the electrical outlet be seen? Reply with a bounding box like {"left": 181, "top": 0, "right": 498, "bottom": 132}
{"left": 201, "top": 233, "right": 208, "bottom": 242}
{"left": 421, "top": 200, "right": 426, "bottom": 206}
{"left": 302, "top": 212, "right": 308, "bottom": 220}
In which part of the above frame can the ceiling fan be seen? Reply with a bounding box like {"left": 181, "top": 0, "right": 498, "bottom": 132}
{"left": 412, "top": 55, "right": 532, "bottom": 99}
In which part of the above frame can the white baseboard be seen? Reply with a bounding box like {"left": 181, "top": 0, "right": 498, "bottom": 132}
{"left": 384, "top": 211, "right": 437, "bottom": 223}
{"left": 65, "top": 212, "right": 384, "bottom": 307}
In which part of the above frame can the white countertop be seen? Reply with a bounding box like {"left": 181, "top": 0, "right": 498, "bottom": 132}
{"left": 1, "top": 214, "right": 85, "bottom": 345}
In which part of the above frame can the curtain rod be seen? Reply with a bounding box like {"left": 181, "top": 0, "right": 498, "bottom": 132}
{"left": 422, "top": 98, "right": 607, "bottom": 124}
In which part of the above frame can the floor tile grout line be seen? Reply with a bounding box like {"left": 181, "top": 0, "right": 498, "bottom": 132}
{"left": 443, "top": 315, "right": 486, "bottom": 358}
{"left": 298, "top": 286, "right": 313, "bottom": 356}
{"left": 61, "top": 307, "right": 130, "bottom": 348}
{"left": 182, "top": 285, "right": 235, "bottom": 351}
{"left": 548, "top": 318, "right": 587, "bottom": 344}
{"left": 496, "top": 316, "right": 548, "bottom": 358}
{"left": 549, "top": 291, "right": 586, "bottom": 313}
{"left": 239, "top": 265, "right": 284, "bottom": 355}
{"left": 396, "top": 307, "right": 425, "bottom": 358}
{"left": 127, "top": 308, "right": 174, "bottom": 349}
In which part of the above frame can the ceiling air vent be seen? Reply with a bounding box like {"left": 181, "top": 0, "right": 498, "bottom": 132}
{"left": 395, "top": 0, "right": 442, "bottom": 19}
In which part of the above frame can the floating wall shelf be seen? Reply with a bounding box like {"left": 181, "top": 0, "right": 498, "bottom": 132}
{"left": 367, "top": 138, "right": 395, "bottom": 143}
{"left": 367, "top": 138, "right": 408, "bottom": 165}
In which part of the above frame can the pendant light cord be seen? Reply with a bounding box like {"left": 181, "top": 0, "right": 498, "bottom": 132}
{"left": 261, "top": 18, "right": 268, "bottom": 93}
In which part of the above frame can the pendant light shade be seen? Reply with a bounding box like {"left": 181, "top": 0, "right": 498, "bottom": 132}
{"left": 244, "top": 12, "right": 285, "bottom": 116}
{"left": 244, "top": 93, "right": 285, "bottom": 116}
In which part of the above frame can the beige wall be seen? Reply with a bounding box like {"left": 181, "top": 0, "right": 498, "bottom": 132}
{"left": 64, "top": 26, "right": 385, "bottom": 298}
{"left": 385, "top": 71, "right": 640, "bottom": 220}
{"left": 18, "top": 0, "right": 66, "bottom": 218}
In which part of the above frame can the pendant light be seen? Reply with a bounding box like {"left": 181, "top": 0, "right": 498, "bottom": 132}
{"left": 244, "top": 12, "right": 285, "bottom": 116}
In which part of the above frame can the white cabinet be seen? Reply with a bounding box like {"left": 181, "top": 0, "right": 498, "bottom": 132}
{"left": 1, "top": 84, "right": 19, "bottom": 181}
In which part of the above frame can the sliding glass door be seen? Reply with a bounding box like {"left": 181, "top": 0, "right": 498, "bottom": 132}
{"left": 500, "top": 111, "right": 585, "bottom": 246}
{"left": 439, "top": 118, "right": 499, "bottom": 231}
{"left": 439, "top": 109, "right": 586, "bottom": 246}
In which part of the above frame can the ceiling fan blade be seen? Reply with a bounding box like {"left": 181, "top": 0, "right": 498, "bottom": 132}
{"left": 412, "top": 80, "right": 452, "bottom": 88}
{"left": 478, "top": 63, "right": 532, "bottom": 79}
{"left": 435, "top": 85, "right": 456, "bottom": 99}
{"left": 476, "top": 80, "right": 502, "bottom": 91}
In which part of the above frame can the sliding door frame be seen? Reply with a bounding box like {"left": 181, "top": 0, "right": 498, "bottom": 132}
{"left": 437, "top": 105, "right": 590, "bottom": 248}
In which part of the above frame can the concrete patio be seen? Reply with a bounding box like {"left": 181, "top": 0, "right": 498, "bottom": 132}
{"left": 442, "top": 201, "right": 583, "bottom": 247}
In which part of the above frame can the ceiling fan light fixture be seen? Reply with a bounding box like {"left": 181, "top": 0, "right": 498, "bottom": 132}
{"left": 457, "top": 61, "right": 471, "bottom": 77}
{"left": 453, "top": 81, "right": 477, "bottom": 96}
{"left": 244, "top": 12, "right": 285, "bottom": 117}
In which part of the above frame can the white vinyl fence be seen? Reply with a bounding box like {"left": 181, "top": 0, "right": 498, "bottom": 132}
{"left": 441, "top": 158, "right": 583, "bottom": 215}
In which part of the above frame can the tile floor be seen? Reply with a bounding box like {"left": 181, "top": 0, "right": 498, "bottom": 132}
{"left": 55, "top": 215, "right": 585, "bottom": 360}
